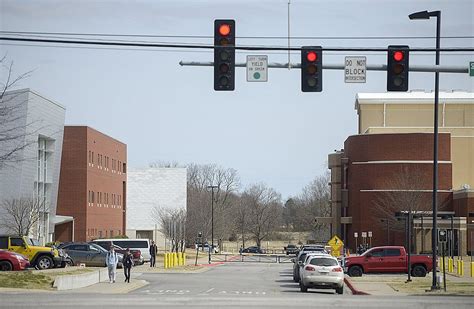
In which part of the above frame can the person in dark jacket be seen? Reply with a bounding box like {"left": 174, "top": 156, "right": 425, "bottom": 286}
{"left": 123, "top": 248, "right": 133, "bottom": 283}
{"left": 149, "top": 241, "right": 158, "bottom": 267}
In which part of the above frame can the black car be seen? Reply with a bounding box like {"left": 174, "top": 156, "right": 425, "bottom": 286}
{"left": 241, "top": 246, "right": 265, "bottom": 254}
{"left": 284, "top": 244, "right": 299, "bottom": 255}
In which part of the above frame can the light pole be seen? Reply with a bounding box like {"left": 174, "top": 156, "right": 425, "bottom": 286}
{"left": 409, "top": 10, "right": 441, "bottom": 291}
{"left": 207, "top": 185, "right": 219, "bottom": 264}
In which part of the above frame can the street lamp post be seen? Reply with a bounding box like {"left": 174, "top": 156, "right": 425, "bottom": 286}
{"left": 409, "top": 10, "right": 441, "bottom": 290}
{"left": 207, "top": 185, "right": 219, "bottom": 264}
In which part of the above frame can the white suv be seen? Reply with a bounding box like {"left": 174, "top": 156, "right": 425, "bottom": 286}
{"left": 299, "top": 254, "right": 344, "bottom": 294}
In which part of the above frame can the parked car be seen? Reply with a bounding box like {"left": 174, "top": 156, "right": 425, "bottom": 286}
{"left": 91, "top": 241, "right": 144, "bottom": 265}
{"left": 0, "top": 235, "right": 65, "bottom": 270}
{"left": 195, "top": 243, "right": 219, "bottom": 253}
{"left": 59, "top": 242, "right": 123, "bottom": 268}
{"left": 344, "top": 246, "right": 433, "bottom": 277}
{"left": 299, "top": 254, "right": 344, "bottom": 294}
{"left": 241, "top": 246, "right": 265, "bottom": 254}
{"left": 284, "top": 244, "right": 299, "bottom": 255}
{"left": 0, "top": 249, "right": 30, "bottom": 271}
{"left": 292, "top": 247, "right": 328, "bottom": 282}
{"left": 92, "top": 239, "right": 151, "bottom": 262}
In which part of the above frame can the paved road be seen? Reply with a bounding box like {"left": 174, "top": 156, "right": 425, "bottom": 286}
{"left": 1, "top": 262, "right": 473, "bottom": 308}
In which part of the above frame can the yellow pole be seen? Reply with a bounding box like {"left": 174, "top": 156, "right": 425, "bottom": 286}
{"left": 460, "top": 260, "right": 464, "bottom": 277}
{"left": 471, "top": 262, "right": 474, "bottom": 278}
{"left": 448, "top": 258, "right": 453, "bottom": 272}
{"left": 172, "top": 252, "right": 176, "bottom": 267}
{"left": 178, "top": 252, "right": 183, "bottom": 266}
{"left": 164, "top": 253, "right": 168, "bottom": 268}
{"left": 183, "top": 253, "right": 186, "bottom": 266}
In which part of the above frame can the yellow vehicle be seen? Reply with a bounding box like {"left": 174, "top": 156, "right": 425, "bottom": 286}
{"left": 0, "top": 235, "right": 65, "bottom": 270}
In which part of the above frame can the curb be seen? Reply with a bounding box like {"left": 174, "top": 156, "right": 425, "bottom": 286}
{"left": 53, "top": 268, "right": 109, "bottom": 291}
{"left": 344, "top": 277, "right": 370, "bottom": 295}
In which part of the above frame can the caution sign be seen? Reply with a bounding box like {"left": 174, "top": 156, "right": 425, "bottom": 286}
{"left": 327, "top": 235, "right": 344, "bottom": 257}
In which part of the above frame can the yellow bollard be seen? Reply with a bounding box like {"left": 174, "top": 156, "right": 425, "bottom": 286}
{"left": 174, "top": 252, "right": 178, "bottom": 267}
{"left": 164, "top": 253, "right": 167, "bottom": 268}
{"left": 448, "top": 258, "right": 454, "bottom": 272}
{"left": 183, "top": 253, "right": 186, "bottom": 266}
{"left": 178, "top": 252, "right": 183, "bottom": 266}
{"left": 456, "top": 260, "right": 461, "bottom": 275}
{"left": 460, "top": 260, "right": 464, "bottom": 277}
{"left": 165, "top": 253, "right": 169, "bottom": 268}
{"left": 471, "top": 262, "right": 474, "bottom": 278}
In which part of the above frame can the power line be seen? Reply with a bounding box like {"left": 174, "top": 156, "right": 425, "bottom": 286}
{"left": 3, "top": 42, "right": 473, "bottom": 56}
{"left": 1, "top": 30, "right": 473, "bottom": 40}
{"left": 1, "top": 36, "right": 473, "bottom": 52}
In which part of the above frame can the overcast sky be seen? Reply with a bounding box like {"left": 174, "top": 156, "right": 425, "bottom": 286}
{"left": 1, "top": 0, "right": 473, "bottom": 199}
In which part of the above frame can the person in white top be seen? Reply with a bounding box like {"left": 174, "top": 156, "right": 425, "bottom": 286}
{"left": 106, "top": 244, "right": 119, "bottom": 283}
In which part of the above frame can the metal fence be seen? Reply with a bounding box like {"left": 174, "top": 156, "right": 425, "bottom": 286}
{"left": 211, "top": 254, "right": 295, "bottom": 263}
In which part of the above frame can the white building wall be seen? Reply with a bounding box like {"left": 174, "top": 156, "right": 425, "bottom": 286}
{"left": 0, "top": 89, "right": 65, "bottom": 244}
{"left": 126, "top": 168, "right": 187, "bottom": 249}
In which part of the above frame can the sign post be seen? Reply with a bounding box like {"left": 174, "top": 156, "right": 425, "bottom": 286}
{"left": 247, "top": 55, "right": 268, "bottom": 82}
{"left": 439, "top": 229, "right": 447, "bottom": 291}
{"left": 368, "top": 231, "right": 372, "bottom": 248}
{"left": 354, "top": 232, "right": 358, "bottom": 254}
{"left": 470, "top": 62, "right": 474, "bottom": 77}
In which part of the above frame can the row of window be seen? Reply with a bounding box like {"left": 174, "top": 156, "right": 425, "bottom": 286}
{"left": 88, "top": 150, "right": 126, "bottom": 174}
{"left": 87, "top": 229, "right": 121, "bottom": 238}
{"left": 87, "top": 190, "right": 123, "bottom": 209}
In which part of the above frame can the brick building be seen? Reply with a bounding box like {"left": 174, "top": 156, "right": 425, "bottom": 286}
{"left": 327, "top": 91, "right": 473, "bottom": 255}
{"left": 55, "top": 126, "right": 127, "bottom": 242}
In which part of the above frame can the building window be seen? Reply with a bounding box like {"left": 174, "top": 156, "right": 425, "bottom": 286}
{"left": 92, "top": 152, "right": 94, "bottom": 165}
{"left": 123, "top": 163, "right": 126, "bottom": 174}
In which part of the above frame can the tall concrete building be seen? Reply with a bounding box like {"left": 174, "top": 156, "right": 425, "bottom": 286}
{"left": 55, "top": 126, "right": 127, "bottom": 242}
{"left": 0, "top": 89, "right": 65, "bottom": 244}
{"left": 126, "top": 168, "right": 186, "bottom": 248}
{"left": 328, "top": 91, "right": 473, "bottom": 254}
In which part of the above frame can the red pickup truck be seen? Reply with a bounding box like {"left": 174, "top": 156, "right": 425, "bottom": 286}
{"left": 344, "top": 246, "right": 433, "bottom": 277}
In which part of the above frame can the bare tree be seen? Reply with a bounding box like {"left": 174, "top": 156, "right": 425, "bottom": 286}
{"left": 151, "top": 206, "right": 186, "bottom": 252}
{"left": 0, "top": 197, "right": 46, "bottom": 236}
{"left": 0, "top": 55, "right": 35, "bottom": 168}
{"left": 185, "top": 163, "right": 240, "bottom": 246}
{"left": 242, "top": 184, "right": 282, "bottom": 248}
{"left": 149, "top": 161, "right": 182, "bottom": 168}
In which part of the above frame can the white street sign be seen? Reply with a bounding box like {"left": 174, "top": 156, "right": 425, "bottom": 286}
{"left": 354, "top": 232, "right": 358, "bottom": 238}
{"left": 247, "top": 55, "right": 268, "bottom": 82}
{"left": 368, "top": 231, "right": 372, "bottom": 238}
{"left": 345, "top": 56, "right": 366, "bottom": 83}
{"left": 361, "top": 232, "right": 367, "bottom": 238}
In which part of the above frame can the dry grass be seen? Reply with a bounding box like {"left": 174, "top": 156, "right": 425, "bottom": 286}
{"left": 0, "top": 268, "right": 95, "bottom": 290}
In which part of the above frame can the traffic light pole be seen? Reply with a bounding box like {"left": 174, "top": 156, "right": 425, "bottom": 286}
{"left": 179, "top": 61, "right": 468, "bottom": 73}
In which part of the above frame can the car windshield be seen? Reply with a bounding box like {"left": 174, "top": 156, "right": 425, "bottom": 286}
{"left": 309, "top": 257, "right": 338, "bottom": 267}
{"left": 26, "top": 238, "right": 40, "bottom": 246}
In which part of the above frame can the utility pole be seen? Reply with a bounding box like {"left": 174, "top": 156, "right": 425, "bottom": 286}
{"left": 207, "top": 185, "right": 219, "bottom": 264}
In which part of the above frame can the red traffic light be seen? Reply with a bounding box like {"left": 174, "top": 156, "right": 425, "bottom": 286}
{"left": 393, "top": 51, "right": 404, "bottom": 62}
{"left": 219, "top": 24, "right": 231, "bottom": 36}
{"left": 307, "top": 51, "right": 317, "bottom": 62}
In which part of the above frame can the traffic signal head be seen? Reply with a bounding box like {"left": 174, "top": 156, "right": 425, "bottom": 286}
{"left": 301, "top": 46, "right": 322, "bottom": 92}
{"left": 214, "top": 19, "right": 235, "bottom": 91}
{"left": 387, "top": 45, "right": 409, "bottom": 91}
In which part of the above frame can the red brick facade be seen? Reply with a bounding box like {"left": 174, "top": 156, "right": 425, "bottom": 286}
{"left": 55, "top": 126, "right": 127, "bottom": 242}
{"left": 342, "top": 133, "right": 453, "bottom": 251}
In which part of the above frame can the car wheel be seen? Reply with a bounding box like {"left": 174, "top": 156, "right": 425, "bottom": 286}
{"left": 411, "top": 265, "right": 427, "bottom": 277}
{"left": 336, "top": 286, "right": 344, "bottom": 294}
{"left": 0, "top": 261, "right": 13, "bottom": 271}
{"left": 348, "top": 266, "right": 363, "bottom": 277}
{"left": 299, "top": 281, "right": 308, "bottom": 292}
{"left": 36, "top": 255, "right": 54, "bottom": 270}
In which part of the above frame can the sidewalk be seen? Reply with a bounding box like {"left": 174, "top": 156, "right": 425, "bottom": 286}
{"left": 68, "top": 270, "right": 148, "bottom": 294}
{"left": 345, "top": 273, "right": 474, "bottom": 296}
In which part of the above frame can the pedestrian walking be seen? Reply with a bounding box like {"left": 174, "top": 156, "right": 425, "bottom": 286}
{"left": 149, "top": 241, "right": 158, "bottom": 267}
{"left": 123, "top": 248, "right": 133, "bottom": 283}
{"left": 106, "top": 244, "right": 119, "bottom": 283}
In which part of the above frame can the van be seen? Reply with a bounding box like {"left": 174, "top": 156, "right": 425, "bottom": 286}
{"left": 92, "top": 239, "right": 152, "bottom": 261}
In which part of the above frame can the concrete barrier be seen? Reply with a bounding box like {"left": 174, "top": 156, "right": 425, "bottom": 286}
{"left": 53, "top": 267, "right": 109, "bottom": 291}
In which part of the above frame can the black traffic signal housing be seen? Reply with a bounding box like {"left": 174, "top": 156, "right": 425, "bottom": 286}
{"left": 438, "top": 229, "right": 447, "bottom": 242}
{"left": 301, "top": 46, "right": 322, "bottom": 92}
{"left": 214, "top": 19, "right": 235, "bottom": 91}
{"left": 387, "top": 45, "right": 409, "bottom": 91}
